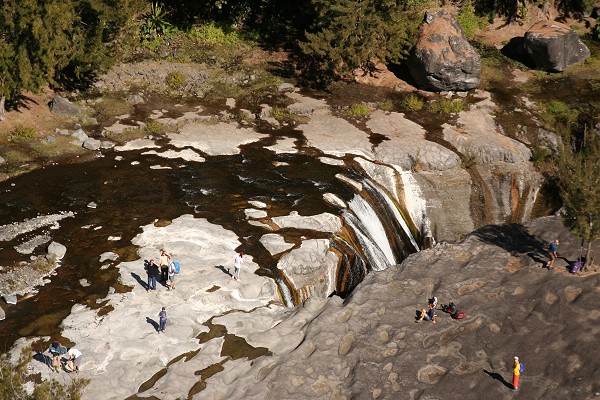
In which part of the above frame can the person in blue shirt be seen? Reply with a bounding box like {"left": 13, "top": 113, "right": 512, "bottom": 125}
{"left": 546, "top": 239, "right": 559, "bottom": 270}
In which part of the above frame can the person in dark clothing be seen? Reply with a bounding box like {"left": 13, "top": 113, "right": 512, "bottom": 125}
{"left": 147, "top": 259, "right": 160, "bottom": 291}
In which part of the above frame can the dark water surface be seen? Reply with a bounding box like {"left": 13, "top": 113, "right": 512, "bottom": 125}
{"left": 0, "top": 133, "right": 356, "bottom": 351}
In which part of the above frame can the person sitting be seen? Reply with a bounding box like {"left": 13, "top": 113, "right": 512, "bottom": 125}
{"left": 417, "top": 304, "right": 437, "bottom": 323}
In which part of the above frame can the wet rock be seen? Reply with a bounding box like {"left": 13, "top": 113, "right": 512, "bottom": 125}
{"left": 3, "top": 295, "right": 17, "bottom": 305}
{"left": 49, "top": 95, "right": 84, "bottom": 116}
{"left": 407, "top": 9, "right": 481, "bottom": 91}
{"left": 87, "top": 202, "right": 97, "bottom": 209}
{"left": 99, "top": 252, "right": 119, "bottom": 262}
{"left": 101, "top": 141, "right": 115, "bottom": 149}
{"left": 47, "top": 241, "right": 67, "bottom": 260}
{"left": 524, "top": 21, "right": 590, "bottom": 72}
{"left": 0, "top": 307, "right": 4, "bottom": 321}
{"left": 272, "top": 211, "right": 342, "bottom": 233}
{"left": 323, "top": 193, "right": 347, "bottom": 209}
{"left": 83, "top": 138, "right": 102, "bottom": 151}
{"left": 244, "top": 208, "right": 268, "bottom": 219}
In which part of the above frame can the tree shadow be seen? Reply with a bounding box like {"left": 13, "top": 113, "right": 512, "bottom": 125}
{"left": 468, "top": 224, "right": 548, "bottom": 266}
{"left": 146, "top": 317, "right": 159, "bottom": 332}
{"left": 500, "top": 37, "right": 536, "bottom": 69}
{"left": 215, "top": 265, "right": 232, "bottom": 277}
{"left": 131, "top": 272, "right": 148, "bottom": 290}
{"left": 484, "top": 369, "right": 513, "bottom": 389}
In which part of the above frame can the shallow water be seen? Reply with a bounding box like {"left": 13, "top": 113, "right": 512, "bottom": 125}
{"left": 0, "top": 128, "right": 363, "bottom": 350}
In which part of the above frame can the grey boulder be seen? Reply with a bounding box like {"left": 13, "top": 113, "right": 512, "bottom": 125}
{"left": 407, "top": 8, "right": 481, "bottom": 92}
{"left": 47, "top": 241, "right": 67, "bottom": 260}
{"left": 49, "top": 95, "right": 84, "bottom": 117}
{"left": 524, "top": 21, "right": 590, "bottom": 72}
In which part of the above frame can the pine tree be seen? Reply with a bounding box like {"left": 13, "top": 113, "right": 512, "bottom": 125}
{"left": 555, "top": 128, "right": 600, "bottom": 269}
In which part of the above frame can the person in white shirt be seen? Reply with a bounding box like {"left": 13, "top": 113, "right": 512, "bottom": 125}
{"left": 66, "top": 347, "right": 82, "bottom": 373}
{"left": 233, "top": 252, "right": 244, "bottom": 281}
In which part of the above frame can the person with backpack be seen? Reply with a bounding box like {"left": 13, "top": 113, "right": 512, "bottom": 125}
{"left": 546, "top": 239, "right": 559, "bottom": 270}
{"left": 512, "top": 356, "right": 522, "bottom": 390}
{"left": 167, "top": 261, "right": 177, "bottom": 291}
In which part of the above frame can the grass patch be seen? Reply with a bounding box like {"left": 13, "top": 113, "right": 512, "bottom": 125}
{"left": 94, "top": 97, "right": 133, "bottom": 123}
{"left": 378, "top": 100, "right": 394, "bottom": 111}
{"left": 165, "top": 71, "right": 187, "bottom": 90}
{"left": 344, "top": 103, "right": 370, "bottom": 116}
{"left": 427, "top": 98, "right": 465, "bottom": 114}
{"left": 144, "top": 120, "right": 170, "bottom": 134}
{"left": 401, "top": 94, "right": 424, "bottom": 111}
{"left": 6, "top": 126, "right": 37, "bottom": 142}
{"left": 270, "top": 107, "right": 308, "bottom": 123}
{"left": 537, "top": 100, "right": 579, "bottom": 130}
{"left": 187, "top": 22, "right": 241, "bottom": 45}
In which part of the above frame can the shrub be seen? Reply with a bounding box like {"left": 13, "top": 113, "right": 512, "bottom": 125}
{"left": 7, "top": 126, "right": 37, "bottom": 141}
{"left": 140, "top": 2, "right": 173, "bottom": 41}
{"left": 378, "top": 100, "right": 394, "bottom": 111}
{"left": 539, "top": 100, "right": 579, "bottom": 130}
{"left": 165, "top": 71, "right": 187, "bottom": 91}
{"left": 401, "top": 94, "right": 424, "bottom": 111}
{"left": 593, "top": 17, "right": 600, "bottom": 40}
{"left": 457, "top": 2, "right": 488, "bottom": 37}
{"left": 345, "top": 103, "right": 370, "bottom": 116}
{"left": 427, "top": 98, "right": 465, "bottom": 113}
{"left": 187, "top": 22, "right": 241, "bottom": 45}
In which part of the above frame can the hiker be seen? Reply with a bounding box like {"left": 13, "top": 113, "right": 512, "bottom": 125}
{"left": 428, "top": 296, "right": 438, "bottom": 308}
{"left": 512, "top": 356, "right": 521, "bottom": 390}
{"left": 48, "top": 340, "right": 66, "bottom": 372}
{"left": 546, "top": 239, "right": 559, "bottom": 270}
{"left": 147, "top": 259, "right": 160, "bottom": 291}
{"left": 158, "top": 307, "right": 167, "bottom": 333}
{"left": 233, "top": 252, "right": 244, "bottom": 281}
{"left": 167, "top": 261, "right": 177, "bottom": 291}
{"left": 66, "top": 347, "right": 82, "bottom": 373}
{"left": 417, "top": 303, "right": 437, "bottom": 323}
{"left": 159, "top": 249, "right": 171, "bottom": 283}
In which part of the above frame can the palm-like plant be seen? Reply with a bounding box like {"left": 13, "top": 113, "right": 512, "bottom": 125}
{"left": 141, "top": 2, "right": 172, "bottom": 40}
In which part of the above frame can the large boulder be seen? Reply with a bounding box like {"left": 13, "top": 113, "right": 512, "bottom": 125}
{"left": 523, "top": 21, "right": 590, "bottom": 72}
{"left": 407, "top": 8, "right": 481, "bottom": 92}
{"left": 49, "top": 95, "right": 84, "bottom": 117}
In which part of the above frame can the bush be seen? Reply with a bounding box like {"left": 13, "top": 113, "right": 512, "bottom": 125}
{"left": 144, "top": 120, "right": 169, "bottom": 134}
{"left": 7, "top": 126, "right": 37, "bottom": 141}
{"left": 457, "top": 2, "right": 488, "bottom": 37}
{"left": 187, "top": 22, "right": 241, "bottom": 45}
{"left": 427, "top": 98, "right": 465, "bottom": 114}
{"left": 345, "top": 103, "right": 370, "bottom": 116}
{"left": 592, "top": 17, "right": 600, "bottom": 41}
{"left": 165, "top": 71, "right": 187, "bottom": 90}
{"left": 401, "top": 94, "right": 424, "bottom": 111}
{"left": 378, "top": 100, "right": 394, "bottom": 111}
{"left": 539, "top": 100, "right": 579, "bottom": 130}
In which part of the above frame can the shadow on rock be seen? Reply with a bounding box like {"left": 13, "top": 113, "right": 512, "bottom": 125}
{"left": 33, "top": 351, "right": 54, "bottom": 370}
{"left": 484, "top": 369, "right": 513, "bottom": 389}
{"left": 468, "top": 224, "right": 547, "bottom": 266}
{"left": 215, "top": 265, "right": 232, "bottom": 277}
{"left": 131, "top": 272, "right": 147, "bottom": 290}
{"left": 146, "top": 317, "right": 159, "bottom": 332}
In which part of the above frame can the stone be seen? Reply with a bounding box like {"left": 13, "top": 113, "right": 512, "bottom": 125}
{"left": 49, "top": 95, "right": 84, "bottom": 116}
{"left": 101, "top": 141, "right": 115, "bottom": 149}
{"left": 3, "top": 295, "right": 17, "bottom": 305}
{"left": 83, "top": 138, "right": 102, "bottom": 150}
{"left": 127, "top": 94, "right": 144, "bottom": 105}
{"left": 0, "top": 306, "right": 4, "bottom": 321}
{"left": 47, "top": 241, "right": 67, "bottom": 260}
{"left": 277, "top": 83, "right": 295, "bottom": 92}
{"left": 99, "top": 252, "right": 119, "bottom": 262}
{"left": 407, "top": 9, "right": 481, "bottom": 91}
{"left": 0, "top": 155, "right": 5, "bottom": 165}
{"left": 523, "top": 21, "right": 590, "bottom": 72}
{"left": 259, "top": 234, "right": 295, "bottom": 256}
{"left": 71, "top": 128, "right": 89, "bottom": 142}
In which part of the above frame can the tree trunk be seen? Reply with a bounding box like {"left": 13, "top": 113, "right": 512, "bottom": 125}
{"left": 584, "top": 240, "right": 593, "bottom": 271}
{"left": 0, "top": 95, "right": 5, "bottom": 121}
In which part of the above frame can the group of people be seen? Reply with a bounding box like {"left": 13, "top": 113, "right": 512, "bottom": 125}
{"left": 145, "top": 249, "right": 177, "bottom": 291}
{"left": 416, "top": 296, "right": 438, "bottom": 323}
{"left": 48, "top": 340, "right": 82, "bottom": 373}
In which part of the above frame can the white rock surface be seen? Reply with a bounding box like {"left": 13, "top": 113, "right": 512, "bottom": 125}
{"left": 272, "top": 211, "right": 342, "bottom": 233}
{"left": 171, "top": 122, "right": 267, "bottom": 155}
{"left": 259, "top": 234, "right": 295, "bottom": 256}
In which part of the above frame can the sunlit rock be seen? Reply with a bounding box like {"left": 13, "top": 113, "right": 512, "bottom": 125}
{"left": 259, "top": 234, "right": 295, "bottom": 256}
{"left": 272, "top": 211, "right": 342, "bottom": 233}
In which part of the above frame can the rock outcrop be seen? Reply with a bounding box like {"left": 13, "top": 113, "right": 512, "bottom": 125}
{"left": 523, "top": 21, "right": 590, "bottom": 72}
{"left": 407, "top": 9, "right": 481, "bottom": 92}
{"left": 49, "top": 95, "right": 84, "bottom": 117}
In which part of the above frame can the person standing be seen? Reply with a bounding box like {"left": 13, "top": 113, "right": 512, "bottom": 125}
{"left": 147, "top": 259, "right": 160, "bottom": 291}
{"left": 512, "top": 356, "right": 521, "bottom": 390}
{"left": 547, "top": 240, "right": 559, "bottom": 270}
{"left": 167, "top": 261, "right": 177, "bottom": 291}
{"left": 158, "top": 307, "right": 167, "bottom": 333}
{"left": 66, "top": 347, "right": 82, "bottom": 373}
{"left": 159, "top": 249, "right": 171, "bottom": 283}
{"left": 233, "top": 252, "right": 244, "bottom": 281}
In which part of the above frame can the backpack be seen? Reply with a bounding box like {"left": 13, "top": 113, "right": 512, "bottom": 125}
{"left": 442, "top": 303, "right": 457, "bottom": 314}
{"left": 171, "top": 261, "right": 181, "bottom": 274}
{"left": 519, "top": 363, "right": 524, "bottom": 373}
{"left": 452, "top": 310, "right": 467, "bottom": 319}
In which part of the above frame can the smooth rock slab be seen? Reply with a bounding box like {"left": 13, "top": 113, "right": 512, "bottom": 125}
{"left": 47, "top": 241, "right": 67, "bottom": 260}
{"left": 3, "top": 295, "right": 17, "bottom": 305}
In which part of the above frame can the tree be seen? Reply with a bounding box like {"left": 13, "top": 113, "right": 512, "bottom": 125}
{"left": 0, "top": 0, "right": 144, "bottom": 118}
{"left": 298, "top": 0, "right": 421, "bottom": 85}
{"left": 555, "top": 128, "right": 600, "bottom": 269}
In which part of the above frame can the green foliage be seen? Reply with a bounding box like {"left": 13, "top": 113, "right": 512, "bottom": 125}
{"left": 344, "top": 103, "right": 370, "bottom": 116}
{"left": 144, "top": 120, "right": 169, "bottom": 134}
{"left": 592, "top": 17, "right": 600, "bottom": 41}
{"left": 0, "top": 348, "right": 88, "bottom": 400}
{"left": 555, "top": 129, "right": 600, "bottom": 262}
{"left": 539, "top": 100, "right": 579, "bottom": 132}
{"left": 401, "top": 94, "right": 424, "bottom": 111}
{"left": 187, "top": 22, "right": 241, "bottom": 45}
{"left": 378, "top": 100, "right": 394, "bottom": 111}
{"left": 427, "top": 98, "right": 465, "bottom": 114}
{"left": 299, "top": 0, "right": 420, "bottom": 84}
{"left": 7, "top": 126, "right": 37, "bottom": 141}
{"left": 270, "top": 107, "right": 299, "bottom": 122}
{"left": 140, "top": 2, "right": 173, "bottom": 40}
{"left": 457, "top": 2, "right": 488, "bottom": 38}
{"left": 165, "top": 71, "right": 187, "bottom": 90}
{"left": 93, "top": 97, "right": 133, "bottom": 122}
